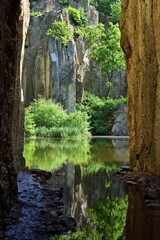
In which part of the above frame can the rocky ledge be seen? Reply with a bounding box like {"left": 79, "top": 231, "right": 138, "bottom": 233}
{"left": 121, "top": 171, "right": 160, "bottom": 210}
{"left": 0, "top": 170, "right": 76, "bottom": 240}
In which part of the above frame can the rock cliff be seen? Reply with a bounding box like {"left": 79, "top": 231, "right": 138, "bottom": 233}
{"left": 22, "top": 0, "right": 97, "bottom": 111}
{"left": 121, "top": 0, "right": 160, "bottom": 173}
{"left": 0, "top": 0, "right": 29, "bottom": 219}
{"left": 23, "top": 0, "right": 127, "bottom": 112}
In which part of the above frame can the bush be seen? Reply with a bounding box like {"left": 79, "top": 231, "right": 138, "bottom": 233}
{"left": 24, "top": 108, "right": 36, "bottom": 137}
{"left": 30, "top": 10, "right": 43, "bottom": 17}
{"left": 30, "top": 98, "right": 67, "bottom": 128}
{"left": 77, "top": 92, "right": 127, "bottom": 135}
{"left": 46, "top": 20, "right": 73, "bottom": 46}
{"left": 66, "top": 6, "right": 87, "bottom": 26}
{"left": 24, "top": 98, "right": 90, "bottom": 139}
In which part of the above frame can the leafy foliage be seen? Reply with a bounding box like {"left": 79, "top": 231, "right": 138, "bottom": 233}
{"left": 89, "top": 0, "right": 120, "bottom": 24}
{"left": 77, "top": 92, "right": 127, "bottom": 135}
{"left": 30, "top": 10, "right": 43, "bottom": 17}
{"left": 66, "top": 6, "right": 88, "bottom": 26}
{"left": 46, "top": 20, "right": 73, "bottom": 46}
{"left": 84, "top": 22, "right": 125, "bottom": 75}
{"left": 110, "top": 0, "right": 121, "bottom": 24}
{"left": 24, "top": 108, "right": 36, "bottom": 137}
{"left": 24, "top": 98, "right": 90, "bottom": 139}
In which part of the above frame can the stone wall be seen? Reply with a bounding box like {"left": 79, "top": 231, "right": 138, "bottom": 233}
{"left": 121, "top": 0, "right": 160, "bottom": 173}
{"left": 112, "top": 104, "right": 128, "bottom": 136}
{"left": 0, "top": 0, "right": 29, "bottom": 219}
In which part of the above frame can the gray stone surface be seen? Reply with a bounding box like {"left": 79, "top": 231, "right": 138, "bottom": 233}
{"left": 23, "top": 0, "right": 127, "bottom": 119}
{"left": 23, "top": 0, "right": 95, "bottom": 111}
{"left": 112, "top": 104, "right": 128, "bottom": 136}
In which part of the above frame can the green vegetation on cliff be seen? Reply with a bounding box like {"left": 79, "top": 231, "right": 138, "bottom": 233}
{"left": 90, "top": 0, "right": 121, "bottom": 24}
{"left": 47, "top": 16, "right": 125, "bottom": 75}
{"left": 66, "top": 6, "right": 88, "bottom": 26}
{"left": 46, "top": 0, "right": 124, "bottom": 76}
{"left": 83, "top": 22, "right": 125, "bottom": 75}
{"left": 46, "top": 20, "right": 73, "bottom": 46}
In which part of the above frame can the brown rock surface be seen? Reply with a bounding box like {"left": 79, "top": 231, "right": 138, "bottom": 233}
{"left": 121, "top": 0, "right": 160, "bottom": 173}
{"left": 0, "top": 0, "right": 29, "bottom": 219}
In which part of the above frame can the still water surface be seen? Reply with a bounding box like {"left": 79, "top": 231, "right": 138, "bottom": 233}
{"left": 24, "top": 138, "right": 160, "bottom": 240}
{"left": 24, "top": 138, "right": 129, "bottom": 239}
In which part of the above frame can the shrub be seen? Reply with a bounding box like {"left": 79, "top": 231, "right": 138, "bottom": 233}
{"left": 29, "top": 98, "right": 67, "bottom": 128}
{"left": 46, "top": 20, "right": 73, "bottom": 46}
{"left": 66, "top": 6, "right": 88, "bottom": 26}
{"left": 77, "top": 92, "right": 127, "bottom": 135}
{"left": 30, "top": 10, "right": 43, "bottom": 17}
{"left": 24, "top": 108, "right": 36, "bottom": 137}
{"left": 24, "top": 98, "right": 90, "bottom": 139}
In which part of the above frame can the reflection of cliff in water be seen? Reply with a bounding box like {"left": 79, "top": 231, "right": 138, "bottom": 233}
{"left": 63, "top": 138, "right": 129, "bottom": 230}
{"left": 24, "top": 138, "right": 129, "bottom": 230}
{"left": 91, "top": 138, "right": 129, "bottom": 163}
{"left": 125, "top": 187, "right": 160, "bottom": 240}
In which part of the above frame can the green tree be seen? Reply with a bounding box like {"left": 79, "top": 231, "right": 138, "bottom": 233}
{"left": 84, "top": 22, "right": 125, "bottom": 78}
{"left": 110, "top": 0, "right": 121, "bottom": 24}
{"left": 89, "top": 0, "right": 117, "bottom": 23}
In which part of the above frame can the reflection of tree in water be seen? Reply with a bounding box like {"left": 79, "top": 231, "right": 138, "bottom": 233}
{"left": 24, "top": 138, "right": 129, "bottom": 240}
{"left": 63, "top": 160, "right": 128, "bottom": 234}
{"left": 54, "top": 196, "right": 128, "bottom": 240}
{"left": 76, "top": 196, "right": 128, "bottom": 240}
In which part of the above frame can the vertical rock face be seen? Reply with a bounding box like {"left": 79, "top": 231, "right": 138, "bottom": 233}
{"left": 23, "top": 0, "right": 127, "bottom": 112}
{"left": 23, "top": 0, "right": 93, "bottom": 111}
{"left": 84, "top": 68, "right": 127, "bottom": 98}
{"left": 69, "top": 0, "right": 89, "bottom": 12}
{"left": 121, "top": 0, "right": 160, "bottom": 173}
{"left": 0, "top": 0, "right": 29, "bottom": 219}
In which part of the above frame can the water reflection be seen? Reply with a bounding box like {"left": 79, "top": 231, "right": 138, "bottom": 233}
{"left": 24, "top": 139, "right": 91, "bottom": 171}
{"left": 125, "top": 186, "right": 160, "bottom": 240}
{"left": 24, "top": 138, "right": 129, "bottom": 172}
{"left": 23, "top": 138, "right": 129, "bottom": 238}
